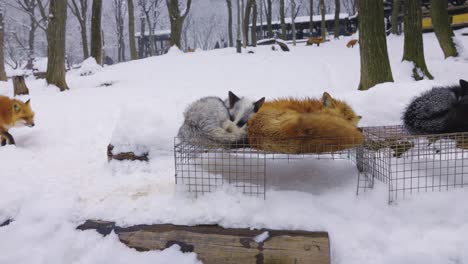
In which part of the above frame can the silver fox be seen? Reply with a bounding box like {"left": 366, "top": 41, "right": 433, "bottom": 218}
{"left": 404, "top": 79, "right": 468, "bottom": 134}
{"left": 177, "top": 91, "right": 265, "bottom": 147}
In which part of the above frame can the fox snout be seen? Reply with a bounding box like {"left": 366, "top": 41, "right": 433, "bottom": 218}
{"left": 27, "top": 122, "right": 35, "bottom": 127}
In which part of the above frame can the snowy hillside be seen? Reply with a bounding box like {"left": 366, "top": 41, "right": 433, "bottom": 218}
{"left": 1, "top": 32, "right": 468, "bottom": 264}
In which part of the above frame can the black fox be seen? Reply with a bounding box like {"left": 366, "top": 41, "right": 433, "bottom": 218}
{"left": 403, "top": 79, "right": 468, "bottom": 134}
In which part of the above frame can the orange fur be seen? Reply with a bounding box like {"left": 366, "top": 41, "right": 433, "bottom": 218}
{"left": 306, "top": 37, "right": 324, "bottom": 46}
{"left": 247, "top": 93, "right": 363, "bottom": 154}
{"left": 0, "top": 96, "right": 35, "bottom": 145}
{"left": 346, "top": 39, "right": 358, "bottom": 48}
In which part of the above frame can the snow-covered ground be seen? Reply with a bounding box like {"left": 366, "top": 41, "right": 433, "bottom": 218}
{"left": 1, "top": 31, "right": 468, "bottom": 264}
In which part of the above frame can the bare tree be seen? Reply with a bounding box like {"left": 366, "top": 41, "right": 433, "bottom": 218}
{"left": 46, "top": 0, "right": 69, "bottom": 91}
{"left": 128, "top": 0, "right": 138, "bottom": 60}
{"left": 333, "top": 0, "right": 339, "bottom": 38}
{"left": 237, "top": 0, "right": 241, "bottom": 40}
{"left": 279, "top": 0, "right": 286, "bottom": 39}
{"left": 8, "top": 0, "right": 48, "bottom": 68}
{"left": 319, "top": 0, "right": 325, "bottom": 39}
{"left": 390, "top": 0, "right": 401, "bottom": 35}
{"left": 226, "top": 0, "right": 233, "bottom": 47}
{"left": 90, "top": 0, "right": 102, "bottom": 64}
{"left": 266, "top": 0, "right": 272, "bottom": 38}
{"left": 251, "top": 0, "right": 257, "bottom": 46}
{"left": 430, "top": 0, "right": 458, "bottom": 58}
{"left": 113, "top": 0, "right": 126, "bottom": 62}
{"left": 243, "top": 0, "right": 252, "bottom": 47}
{"left": 0, "top": 6, "right": 6, "bottom": 81}
{"left": 403, "top": 0, "right": 433, "bottom": 80}
{"left": 291, "top": 0, "right": 296, "bottom": 45}
{"left": 139, "top": 0, "right": 162, "bottom": 56}
{"left": 166, "top": 0, "right": 192, "bottom": 49}
{"left": 68, "top": 0, "right": 89, "bottom": 59}
{"left": 309, "top": 0, "right": 313, "bottom": 34}
{"left": 358, "top": 0, "right": 394, "bottom": 90}
{"left": 341, "top": 0, "right": 357, "bottom": 15}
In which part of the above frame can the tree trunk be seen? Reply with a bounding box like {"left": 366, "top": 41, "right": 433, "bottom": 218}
{"left": 320, "top": 0, "right": 325, "bottom": 39}
{"left": 90, "top": 0, "right": 103, "bottom": 64}
{"left": 334, "top": 0, "right": 340, "bottom": 38}
{"left": 358, "top": 0, "right": 394, "bottom": 90}
{"left": 13, "top": 76, "right": 30, "bottom": 96}
{"left": 46, "top": 0, "right": 69, "bottom": 91}
{"left": 145, "top": 12, "right": 155, "bottom": 56}
{"left": 139, "top": 16, "right": 146, "bottom": 58}
{"left": 403, "top": 0, "right": 433, "bottom": 80}
{"left": 80, "top": 20, "right": 89, "bottom": 59}
{"left": 167, "top": 0, "right": 193, "bottom": 49}
{"left": 280, "top": 0, "right": 286, "bottom": 40}
{"left": 430, "top": 0, "right": 458, "bottom": 58}
{"left": 0, "top": 9, "right": 6, "bottom": 81}
{"left": 251, "top": 0, "right": 257, "bottom": 46}
{"left": 309, "top": 0, "right": 314, "bottom": 35}
{"left": 237, "top": 0, "right": 241, "bottom": 40}
{"left": 243, "top": 0, "right": 253, "bottom": 47}
{"left": 267, "top": 0, "right": 272, "bottom": 38}
{"left": 391, "top": 0, "right": 401, "bottom": 35}
{"left": 227, "top": 0, "right": 234, "bottom": 47}
{"left": 291, "top": 0, "right": 296, "bottom": 45}
{"left": 27, "top": 16, "right": 37, "bottom": 70}
{"left": 128, "top": 0, "right": 138, "bottom": 60}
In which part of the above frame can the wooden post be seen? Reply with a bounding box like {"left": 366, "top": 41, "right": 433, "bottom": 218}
{"left": 13, "top": 76, "right": 30, "bottom": 96}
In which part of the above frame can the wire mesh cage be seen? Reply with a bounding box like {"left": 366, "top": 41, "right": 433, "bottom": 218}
{"left": 174, "top": 135, "right": 364, "bottom": 198}
{"left": 357, "top": 125, "right": 468, "bottom": 203}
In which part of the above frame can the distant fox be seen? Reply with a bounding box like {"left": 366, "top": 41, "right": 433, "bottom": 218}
{"left": 404, "top": 79, "right": 468, "bottom": 134}
{"left": 247, "top": 92, "right": 363, "bottom": 154}
{"left": 0, "top": 96, "right": 35, "bottom": 146}
{"left": 346, "top": 39, "right": 358, "bottom": 48}
{"left": 306, "top": 37, "right": 324, "bottom": 47}
{"left": 178, "top": 91, "right": 265, "bottom": 147}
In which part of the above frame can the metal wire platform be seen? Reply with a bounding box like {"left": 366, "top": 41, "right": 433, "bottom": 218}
{"left": 174, "top": 136, "right": 362, "bottom": 198}
{"left": 357, "top": 125, "right": 468, "bottom": 203}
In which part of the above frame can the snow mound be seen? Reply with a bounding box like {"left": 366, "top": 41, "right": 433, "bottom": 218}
{"left": 110, "top": 103, "right": 174, "bottom": 155}
{"left": 167, "top": 46, "right": 184, "bottom": 56}
{"left": 80, "top": 57, "right": 102, "bottom": 76}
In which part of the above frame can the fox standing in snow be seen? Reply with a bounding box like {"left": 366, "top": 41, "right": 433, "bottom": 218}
{"left": 177, "top": 91, "right": 265, "bottom": 147}
{"left": 306, "top": 37, "right": 324, "bottom": 46}
{"left": 404, "top": 79, "right": 468, "bottom": 134}
{"left": 247, "top": 92, "right": 363, "bottom": 154}
{"left": 0, "top": 96, "right": 35, "bottom": 146}
{"left": 346, "top": 39, "right": 358, "bottom": 48}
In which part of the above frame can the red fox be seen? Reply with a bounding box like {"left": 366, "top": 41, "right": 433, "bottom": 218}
{"left": 306, "top": 37, "right": 324, "bottom": 47}
{"left": 0, "top": 96, "right": 35, "bottom": 146}
{"left": 247, "top": 93, "right": 363, "bottom": 154}
{"left": 346, "top": 39, "right": 358, "bottom": 48}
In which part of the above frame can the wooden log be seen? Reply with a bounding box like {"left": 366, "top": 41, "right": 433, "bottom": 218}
{"left": 77, "top": 220, "right": 330, "bottom": 264}
{"left": 107, "top": 144, "right": 149, "bottom": 162}
{"left": 32, "top": 71, "right": 47, "bottom": 79}
{"left": 13, "top": 76, "right": 30, "bottom": 96}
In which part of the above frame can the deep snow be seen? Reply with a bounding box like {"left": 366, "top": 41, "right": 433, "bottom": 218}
{"left": 1, "top": 31, "right": 468, "bottom": 264}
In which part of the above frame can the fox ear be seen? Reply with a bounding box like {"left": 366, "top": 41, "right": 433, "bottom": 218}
{"left": 25, "top": 99, "right": 30, "bottom": 105}
{"left": 253, "top": 97, "right": 265, "bottom": 112}
{"left": 228, "top": 91, "right": 240, "bottom": 108}
{"left": 322, "top": 92, "right": 333, "bottom": 107}
{"left": 13, "top": 103, "right": 21, "bottom": 112}
{"left": 460, "top": 79, "right": 468, "bottom": 92}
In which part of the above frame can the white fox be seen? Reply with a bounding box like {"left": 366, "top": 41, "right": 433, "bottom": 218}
{"left": 177, "top": 91, "right": 265, "bottom": 147}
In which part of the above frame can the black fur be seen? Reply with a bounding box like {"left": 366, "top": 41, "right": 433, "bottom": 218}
{"left": 403, "top": 79, "right": 468, "bottom": 134}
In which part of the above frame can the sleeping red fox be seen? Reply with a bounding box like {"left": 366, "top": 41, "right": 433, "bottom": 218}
{"left": 247, "top": 93, "right": 364, "bottom": 154}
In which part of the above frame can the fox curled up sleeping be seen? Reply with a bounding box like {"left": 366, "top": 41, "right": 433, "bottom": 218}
{"left": 177, "top": 91, "right": 265, "bottom": 148}
{"left": 247, "top": 92, "right": 364, "bottom": 154}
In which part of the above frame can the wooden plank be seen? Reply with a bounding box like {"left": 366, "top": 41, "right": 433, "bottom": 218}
{"left": 78, "top": 220, "right": 330, "bottom": 264}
